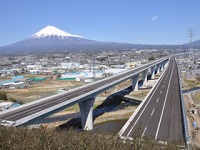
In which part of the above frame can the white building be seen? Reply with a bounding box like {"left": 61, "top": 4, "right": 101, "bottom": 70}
{"left": 27, "top": 64, "right": 42, "bottom": 70}
{"left": 61, "top": 62, "right": 80, "bottom": 69}
{"left": 105, "top": 68, "right": 128, "bottom": 75}
{"left": 61, "top": 71, "right": 105, "bottom": 79}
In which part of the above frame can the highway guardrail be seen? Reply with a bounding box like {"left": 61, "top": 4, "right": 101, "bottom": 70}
{"left": 175, "top": 58, "right": 190, "bottom": 147}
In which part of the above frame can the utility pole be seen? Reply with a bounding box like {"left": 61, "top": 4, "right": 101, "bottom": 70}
{"left": 91, "top": 58, "right": 95, "bottom": 81}
{"left": 93, "top": 58, "right": 95, "bottom": 79}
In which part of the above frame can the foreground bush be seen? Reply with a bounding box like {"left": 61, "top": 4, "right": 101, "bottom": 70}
{"left": 0, "top": 126, "right": 197, "bottom": 150}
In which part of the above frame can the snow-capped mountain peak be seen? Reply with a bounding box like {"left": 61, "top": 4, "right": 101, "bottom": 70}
{"left": 30, "top": 25, "right": 83, "bottom": 39}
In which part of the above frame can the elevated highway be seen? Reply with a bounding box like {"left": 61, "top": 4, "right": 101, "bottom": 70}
{"left": 0, "top": 57, "right": 168, "bottom": 130}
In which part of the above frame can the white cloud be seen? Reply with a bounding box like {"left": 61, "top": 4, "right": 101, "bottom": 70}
{"left": 139, "top": 39, "right": 143, "bottom": 42}
{"left": 151, "top": 16, "right": 159, "bottom": 21}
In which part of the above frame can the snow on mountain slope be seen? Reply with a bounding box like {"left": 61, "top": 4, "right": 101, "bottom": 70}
{"left": 30, "top": 26, "right": 83, "bottom": 39}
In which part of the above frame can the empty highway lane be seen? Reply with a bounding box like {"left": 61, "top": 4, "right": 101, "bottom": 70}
{"left": 121, "top": 58, "right": 184, "bottom": 142}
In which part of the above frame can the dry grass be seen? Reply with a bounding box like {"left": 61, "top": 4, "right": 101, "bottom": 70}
{"left": 0, "top": 126, "right": 191, "bottom": 150}
{"left": 192, "top": 91, "right": 200, "bottom": 105}
{"left": 129, "top": 90, "right": 150, "bottom": 99}
{"left": 183, "top": 79, "right": 200, "bottom": 90}
{"left": 0, "top": 77, "right": 11, "bottom": 81}
{"left": 5, "top": 79, "right": 82, "bottom": 103}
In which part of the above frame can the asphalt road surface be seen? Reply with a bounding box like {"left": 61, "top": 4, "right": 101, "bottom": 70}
{"left": 122, "top": 58, "right": 184, "bottom": 142}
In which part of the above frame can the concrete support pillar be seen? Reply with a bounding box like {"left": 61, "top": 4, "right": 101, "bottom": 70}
{"left": 156, "top": 64, "right": 160, "bottom": 75}
{"left": 160, "top": 63, "right": 164, "bottom": 72}
{"left": 142, "top": 70, "right": 148, "bottom": 86}
{"left": 78, "top": 98, "right": 95, "bottom": 130}
{"left": 150, "top": 66, "right": 156, "bottom": 79}
{"left": 132, "top": 75, "right": 139, "bottom": 91}
{"left": 164, "top": 61, "right": 167, "bottom": 68}
{"left": 162, "top": 62, "right": 165, "bottom": 69}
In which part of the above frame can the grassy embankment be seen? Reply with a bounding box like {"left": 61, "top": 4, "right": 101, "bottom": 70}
{"left": 129, "top": 90, "right": 150, "bottom": 99}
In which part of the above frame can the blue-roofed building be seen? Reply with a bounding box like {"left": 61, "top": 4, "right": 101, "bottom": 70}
{"left": 0, "top": 77, "right": 27, "bottom": 89}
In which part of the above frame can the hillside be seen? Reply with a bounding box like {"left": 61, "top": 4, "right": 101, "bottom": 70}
{"left": 0, "top": 126, "right": 193, "bottom": 150}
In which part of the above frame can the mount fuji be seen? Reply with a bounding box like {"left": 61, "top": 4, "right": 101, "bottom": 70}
{"left": 1, "top": 26, "right": 107, "bottom": 53}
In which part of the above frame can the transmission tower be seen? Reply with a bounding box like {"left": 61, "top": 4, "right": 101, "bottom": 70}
{"left": 188, "top": 28, "right": 195, "bottom": 67}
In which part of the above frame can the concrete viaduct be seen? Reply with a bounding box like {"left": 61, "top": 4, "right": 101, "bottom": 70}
{"left": 0, "top": 57, "right": 168, "bottom": 130}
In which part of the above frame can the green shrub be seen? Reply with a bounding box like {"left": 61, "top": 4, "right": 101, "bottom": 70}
{"left": 0, "top": 91, "right": 7, "bottom": 100}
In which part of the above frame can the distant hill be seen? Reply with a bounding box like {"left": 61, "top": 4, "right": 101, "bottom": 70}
{"left": 192, "top": 39, "right": 200, "bottom": 48}
{"left": 0, "top": 25, "right": 199, "bottom": 54}
{"left": 181, "top": 39, "right": 200, "bottom": 49}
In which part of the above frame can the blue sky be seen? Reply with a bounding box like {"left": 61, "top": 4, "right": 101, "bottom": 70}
{"left": 0, "top": 0, "right": 200, "bottom": 46}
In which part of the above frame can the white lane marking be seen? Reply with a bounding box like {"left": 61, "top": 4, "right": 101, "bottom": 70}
{"left": 142, "top": 127, "right": 147, "bottom": 138}
{"left": 162, "top": 85, "right": 164, "bottom": 88}
{"left": 5, "top": 107, "right": 38, "bottom": 119}
{"left": 126, "top": 63, "right": 169, "bottom": 137}
{"left": 27, "top": 108, "right": 42, "bottom": 115}
{"left": 160, "top": 91, "right": 162, "bottom": 94}
{"left": 151, "top": 109, "right": 155, "bottom": 116}
{"left": 156, "top": 98, "right": 159, "bottom": 102}
{"left": 155, "top": 63, "right": 175, "bottom": 140}
{"left": 5, "top": 97, "right": 67, "bottom": 119}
